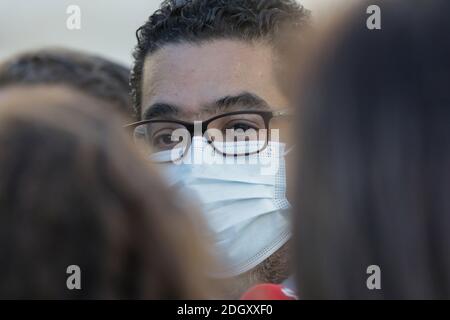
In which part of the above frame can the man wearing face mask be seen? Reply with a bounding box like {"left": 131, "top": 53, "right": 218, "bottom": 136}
{"left": 127, "top": 0, "right": 310, "bottom": 298}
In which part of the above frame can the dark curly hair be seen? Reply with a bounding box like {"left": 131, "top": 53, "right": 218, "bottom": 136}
{"left": 131, "top": 0, "right": 310, "bottom": 119}
{"left": 0, "top": 48, "right": 133, "bottom": 120}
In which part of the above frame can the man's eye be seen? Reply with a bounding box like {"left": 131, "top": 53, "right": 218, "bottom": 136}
{"left": 152, "top": 133, "right": 179, "bottom": 149}
{"left": 225, "top": 122, "right": 259, "bottom": 132}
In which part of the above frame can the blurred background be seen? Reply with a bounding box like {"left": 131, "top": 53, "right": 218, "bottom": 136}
{"left": 0, "top": 0, "right": 356, "bottom": 66}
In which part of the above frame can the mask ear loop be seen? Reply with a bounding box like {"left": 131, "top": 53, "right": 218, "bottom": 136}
{"left": 284, "top": 145, "right": 295, "bottom": 156}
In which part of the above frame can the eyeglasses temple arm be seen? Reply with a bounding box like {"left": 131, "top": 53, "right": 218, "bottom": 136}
{"left": 272, "top": 109, "right": 292, "bottom": 117}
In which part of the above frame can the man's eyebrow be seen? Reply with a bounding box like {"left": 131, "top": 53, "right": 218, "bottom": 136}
{"left": 208, "top": 92, "right": 271, "bottom": 112}
{"left": 143, "top": 92, "right": 270, "bottom": 119}
{"left": 142, "top": 103, "right": 180, "bottom": 120}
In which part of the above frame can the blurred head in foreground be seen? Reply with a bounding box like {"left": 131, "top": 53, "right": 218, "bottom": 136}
{"left": 294, "top": 0, "right": 450, "bottom": 299}
{"left": 0, "top": 48, "right": 133, "bottom": 120}
{"left": 0, "top": 86, "right": 210, "bottom": 299}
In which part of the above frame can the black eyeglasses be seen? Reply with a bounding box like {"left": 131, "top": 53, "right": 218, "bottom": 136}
{"left": 124, "top": 109, "right": 291, "bottom": 161}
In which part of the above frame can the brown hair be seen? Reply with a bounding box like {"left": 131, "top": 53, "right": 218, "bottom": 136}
{"left": 294, "top": 0, "right": 450, "bottom": 299}
{"left": 0, "top": 85, "right": 212, "bottom": 299}
{"left": 0, "top": 48, "right": 133, "bottom": 120}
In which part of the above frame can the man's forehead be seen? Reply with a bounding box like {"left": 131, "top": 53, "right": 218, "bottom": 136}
{"left": 141, "top": 39, "right": 287, "bottom": 118}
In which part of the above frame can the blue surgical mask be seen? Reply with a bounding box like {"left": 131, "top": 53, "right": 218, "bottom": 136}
{"left": 153, "top": 137, "right": 291, "bottom": 277}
